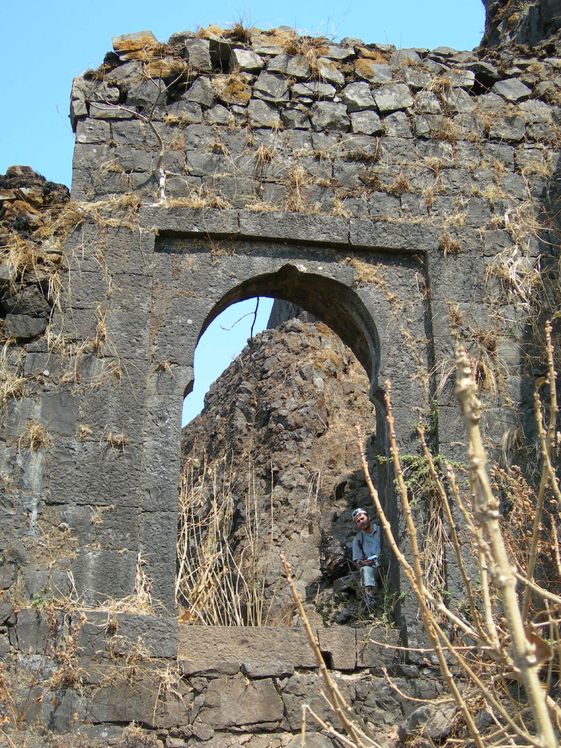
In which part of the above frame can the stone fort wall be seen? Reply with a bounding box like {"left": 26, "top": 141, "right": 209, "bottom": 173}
{"left": 1, "top": 1, "right": 561, "bottom": 742}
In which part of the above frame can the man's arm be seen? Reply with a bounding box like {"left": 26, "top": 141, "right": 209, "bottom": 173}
{"left": 352, "top": 533, "right": 372, "bottom": 567}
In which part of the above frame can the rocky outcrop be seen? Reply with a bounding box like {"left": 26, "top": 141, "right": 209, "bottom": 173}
{"left": 181, "top": 316, "right": 378, "bottom": 625}
{"left": 0, "top": 166, "right": 69, "bottom": 341}
{"left": 482, "top": 0, "right": 561, "bottom": 48}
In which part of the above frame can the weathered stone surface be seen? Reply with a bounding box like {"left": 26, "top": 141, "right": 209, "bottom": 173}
{"left": 292, "top": 81, "right": 336, "bottom": 99}
{"left": 311, "top": 102, "right": 350, "bottom": 130}
{"left": 383, "top": 111, "right": 412, "bottom": 137}
{"left": 248, "top": 99, "right": 282, "bottom": 128}
{"left": 351, "top": 110, "right": 383, "bottom": 134}
{"left": 282, "top": 108, "right": 311, "bottom": 129}
{"left": 488, "top": 114, "right": 526, "bottom": 141}
{"left": 197, "top": 674, "right": 284, "bottom": 729}
{"left": 127, "top": 78, "right": 167, "bottom": 108}
{"left": 400, "top": 702, "right": 457, "bottom": 740}
{"left": 89, "top": 679, "right": 163, "bottom": 724}
{"left": 350, "top": 218, "right": 437, "bottom": 250}
{"left": 356, "top": 627, "right": 400, "bottom": 670}
{"left": 1, "top": 285, "right": 50, "bottom": 317}
{"left": 449, "top": 68, "right": 475, "bottom": 88}
{"left": 492, "top": 77, "right": 532, "bottom": 101}
{"left": 254, "top": 71, "right": 290, "bottom": 102}
{"left": 185, "top": 38, "right": 212, "bottom": 72}
{"left": 13, "top": 608, "right": 51, "bottom": 653}
{"left": 342, "top": 82, "right": 376, "bottom": 111}
{"left": 230, "top": 48, "right": 264, "bottom": 72}
{"left": 317, "top": 626, "right": 357, "bottom": 670}
{"left": 355, "top": 59, "right": 392, "bottom": 83}
{"left": 4, "top": 314, "right": 48, "bottom": 340}
{"left": 238, "top": 211, "right": 349, "bottom": 243}
{"left": 440, "top": 87, "right": 474, "bottom": 113}
{"left": 89, "top": 102, "right": 131, "bottom": 120}
{"left": 112, "top": 30, "right": 158, "bottom": 60}
{"left": 183, "top": 77, "right": 215, "bottom": 107}
{"left": 325, "top": 44, "right": 355, "bottom": 61}
{"left": 283, "top": 672, "right": 356, "bottom": 730}
{"left": 403, "top": 67, "right": 433, "bottom": 90}
{"left": 415, "top": 91, "right": 442, "bottom": 114}
{"left": 391, "top": 48, "right": 422, "bottom": 66}
{"left": 316, "top": 59, "right": 345, "bottom": 85}
{"left": 374, "top": 83, "right": 414, "bottom": 112}
{"left": 178, "top": 626, "right": 316, "bottom": 674}
{"left": 103, "top": 60, "right": 144, "bottom": 90}
{"left": 75, "top": 119, "right": 111, "bottom": 144}
{"left": 287, "top": 55, "right": 312, "bottom": 79}
{"left": 89, "top": 82, "right": 120, "bottom": 104}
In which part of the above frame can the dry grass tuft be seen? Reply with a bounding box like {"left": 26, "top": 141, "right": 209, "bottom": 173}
{"left": 166, "top": 186, "right": 232, "bottom": 210}
{"left": 17, "top": 422, "right": 52, "bottom": 452}
{"left": 440, "top": 232, "right": 462, "bottom": 256}
{"left": 106, "top": 431, "right": 127, "bottom": 450}
{"left": 227, "top": 19, "right": 253, "bottom": 44}
{"left": 212, "top": 72, "right": 252, "bottom": 105}
{"left": 0, "top": 340, "right": 27, "bottom": 404}
{"left": 485, "top": 245, "right": 541, "bottom": 311}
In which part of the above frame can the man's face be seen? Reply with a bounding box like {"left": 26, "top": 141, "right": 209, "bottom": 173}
{"left": 354, "top": 511, "right": 370, "bottom": 530}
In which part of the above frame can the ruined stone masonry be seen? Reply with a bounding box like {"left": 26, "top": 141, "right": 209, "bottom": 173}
{"left": 1, "top": 0, "right": 561, "bottom": 743}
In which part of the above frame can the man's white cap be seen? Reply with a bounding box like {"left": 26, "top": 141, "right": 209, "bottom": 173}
{"left": 351, "top": 507, "right": 368, "bottom": 518}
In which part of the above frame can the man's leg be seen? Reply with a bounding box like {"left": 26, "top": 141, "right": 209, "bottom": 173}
{"left": 360, "top": 566, "right": 377, "bottom": 607}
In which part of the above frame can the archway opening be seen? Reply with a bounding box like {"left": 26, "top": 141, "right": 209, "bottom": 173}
{"left": 177, "top": 267, "right": 387, "bottom": 627}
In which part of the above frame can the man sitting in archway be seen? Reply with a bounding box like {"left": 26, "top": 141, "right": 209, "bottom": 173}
{"left": 351, "top": 507, "right": 381, "bottom": 608}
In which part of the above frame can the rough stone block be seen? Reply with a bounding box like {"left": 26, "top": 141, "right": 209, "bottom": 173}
{"left": 351, "top": 110, "right": 383, "bottom": 134}
{"left": 341, "top": 82, "right": 376, "bottom": 111}
{"left": 14, "top": 608, "right": 52, "bottom": 653}
{"left": 177, "top": 626, "right": 316, "bottom": 674}
{"left": 253, "top": 71, "right": 290, "bottom": 103}
{"left": 102, "top": 308, "right": 150, "bottom": 359}
{"left": 4, "top": 314, "right": 47, "bottom": 341}
{"left": 197, "top": 673, "right": 284, "bottom": 730}
{"left": 317, "top": 625, "right": 357, "bottom": 670}
{"left": 238, "top": 211, "right": 349, "bottom": 244}
{"left": 143, "top": 206, "right": 239, "bottom": 235}
{"left": 88, "top": 678, "right": 162, "bottom": 725}
{"left": 492, "top": 78, "right": 532, "bottom": 102}
{"left": 183, "top": 77, "right": 215, "bottom": 108}
{"left": 355, "top": 60, "right": 392, "bottom": 84}
{"left": 185, "top": 39, "right": 212, "bottom": 72}
{"left": 311, "top": 102, "right": 350, "bottom": 131}
{"left": 41, "top": 392, "right": 79, "bottom": 436}
{"left": 72, "top": 549, "right": 139, "bottom": 605}
{"left": 89, "top": 103, "right": 132, "bottom": 120}
{"left": 374, "top": 84, "right": 414, "bottom": 113}
{"left": 292, "top": 81, "right": 336, "bottom": 99}
{"left": 356, "top": 626, "right": 400, "bottom": 670}
{"left": 248, "top": 99, "right": 281, "bottom": 129}
{"left": 282, "top": 671, "right": 355, "bottom": 731}
{"left": 349, "top": 219, "right": 437, "bottom": 251}
{"left": 45, "top": 438, "right": 143, "bottom": 506}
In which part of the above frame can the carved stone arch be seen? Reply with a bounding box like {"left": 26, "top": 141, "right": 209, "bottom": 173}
{"left": 195, "top": 262, "right": 381, "bottom": 387}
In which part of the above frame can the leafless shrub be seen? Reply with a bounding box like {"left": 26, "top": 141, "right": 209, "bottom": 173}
{"left": 355, "top": 325, "right": 561, "bottom": 747}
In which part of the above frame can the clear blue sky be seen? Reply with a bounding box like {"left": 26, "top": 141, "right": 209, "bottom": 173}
{"left": 1, "top": 1, "right": 485, "bottom": 424}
